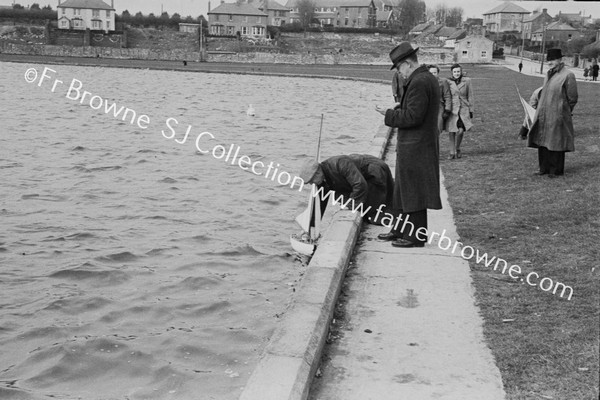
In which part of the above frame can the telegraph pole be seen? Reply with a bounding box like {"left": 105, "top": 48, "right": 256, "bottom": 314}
{"left": 520, "top": 13, "right": 525, "bottom": 61}
{"left": 199, "top": 18, "right": 203, "bottom": 62}
{"left": 539, "top": 23, "right": 547, "bottom": 74}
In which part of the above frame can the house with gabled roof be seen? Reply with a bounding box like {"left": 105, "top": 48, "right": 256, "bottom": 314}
{"left": 455, "top": 34, "right": 493, "bottom": 63}
{"left": 483, "top": 1, "right": 529, "bottom": 33}
{"left": 444, "top": 28, "right": 467, "bottom": 48}
{"left": 285, "top": 0, "right": 376, "bottom": 28}
{"left": 57, "top": 0, "right": 115, "bottom": 32}
{"left": 207, "top": 1, "right": 268, "bottom": 37}
{"left": 531, "top": 21, "right": 582, "bottom": 43}
{"left": 338, "top": 0, "right": 377, "bottom": 28}
{"left": 435, "top": 26, "right": 458, "bottom": 41}
{"left": 375, "top": 9, "right": 396, "bottom": 28}
{"left": 557, "top": 11, "right": 592, "bottom": 27}
{"left": 409, "top": 22, "right": 432, "bottom": 37}
{"left": 258, "top": 0, "right": 290, "bottom": 26}
{"left": 522, "top": 8, "right": 553, "bottom": 40}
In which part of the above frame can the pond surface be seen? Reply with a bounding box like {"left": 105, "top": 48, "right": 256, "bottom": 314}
{"left": 0, "top": 61, "right": 389, "bottom": 399}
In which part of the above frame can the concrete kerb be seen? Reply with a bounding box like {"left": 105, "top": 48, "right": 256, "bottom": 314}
{"left": 238, "top": 124, "right": 393, "bottom": 400}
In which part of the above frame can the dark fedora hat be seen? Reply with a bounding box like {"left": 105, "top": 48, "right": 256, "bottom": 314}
{"left": 389, "top": 42, "right": 419, "bottom": 70}
{"left": 546, "top": 48, "right": 563, "bottom": 61}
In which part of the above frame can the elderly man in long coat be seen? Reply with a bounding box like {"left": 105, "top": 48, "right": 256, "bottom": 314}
{"left": 375, "top": 42, "right": 442, "bottom": 248}
{"left": 526, "top": 48, "right": 578, "bottom": 176}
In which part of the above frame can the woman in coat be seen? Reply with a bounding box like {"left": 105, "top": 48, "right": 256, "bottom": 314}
{"left": 526, "top": 48, "right": 578, "bottom": 176}
{"left": 446, "top": 64, "right": 474, "bottom": 159}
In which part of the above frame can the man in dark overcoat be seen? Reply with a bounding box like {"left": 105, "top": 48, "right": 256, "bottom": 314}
{"left": 299, "top": 154, "right": 394, "bottom": 225}
{"left": 525, "top": 48, "right": 578, "bottom": 176}
{"left": 375, "top": 42, "right": 442, "bottom": 248}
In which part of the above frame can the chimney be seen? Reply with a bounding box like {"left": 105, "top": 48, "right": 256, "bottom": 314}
{"left": 111, "top": 0, "right": 114, "bottom": 8}
{"left": 208, "top": 1, "right": 211, "bottom": 12}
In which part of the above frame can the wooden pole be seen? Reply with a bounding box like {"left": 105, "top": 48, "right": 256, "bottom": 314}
{"left": 316, "top": 114, "right": 324, "bottom": 162}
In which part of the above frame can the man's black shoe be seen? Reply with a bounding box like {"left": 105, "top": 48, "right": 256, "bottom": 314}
{"left": 377, "top": 232, "right": 402, "bottom": 241}
{"left": 391, "top": 238, "right": 425, "bottom": 248}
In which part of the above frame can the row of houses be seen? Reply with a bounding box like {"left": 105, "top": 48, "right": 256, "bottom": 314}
{"left": 483, "top": 1, "right": 590, "bottom": 43}
{"left": 206, "top": 0, "right": 399, "bottom": 36}
{"left": 206, "top": 0, "right": 594, "bottom": 44}
{"left": 47, "top": 0, "right": 595, "bottom": 51}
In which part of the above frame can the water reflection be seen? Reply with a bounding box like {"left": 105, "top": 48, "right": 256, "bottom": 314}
{"left": 0, "top": 62, "right": 389, "bottom": 399}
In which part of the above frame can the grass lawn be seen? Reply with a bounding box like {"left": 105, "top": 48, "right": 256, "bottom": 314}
{"left": 438, "top": 65, "right": 599, "bottom": 399}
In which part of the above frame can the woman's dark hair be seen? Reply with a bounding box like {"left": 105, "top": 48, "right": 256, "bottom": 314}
{"left": 427, "top": 64, "right": 440, "bottom": 72}
{"left": 450, "top": 63, "right": 462, "bottom": 72}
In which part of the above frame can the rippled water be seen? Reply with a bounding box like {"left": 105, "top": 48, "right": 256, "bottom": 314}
{"left": 0, "top": 62, "right": 389, "bottom": 399}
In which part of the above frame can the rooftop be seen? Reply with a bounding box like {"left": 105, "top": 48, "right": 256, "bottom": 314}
{"left": 533, "top": 21, "right": 578, "bottom": 33}
{"left": 483, "top": 1, "right": 529, "bottom": 15}
{"left": 208, "top": 2, "right": 268, "bottom": 16}
{"left": 523, "top": 10, "right": 550, "bottom": 23}
{"left": 258, "top": 0, "right": 289, "bottom": 11}
{"left": 57, "top": 0, "right": 114, "bottom": 10}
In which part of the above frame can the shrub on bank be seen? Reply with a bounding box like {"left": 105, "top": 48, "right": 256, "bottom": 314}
{"left": 277, "top": 23, "right": 401, "bottom": 35}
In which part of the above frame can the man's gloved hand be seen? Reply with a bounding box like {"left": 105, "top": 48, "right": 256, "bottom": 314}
{"left": 519, "top": 126, "right": 529, "bottom": 140}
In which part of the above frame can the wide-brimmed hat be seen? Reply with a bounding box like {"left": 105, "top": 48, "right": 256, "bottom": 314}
{"left": 546, "top": 48, "right": 563, "bottom": 61}
{"left": 389, "top": 42, "right": 419, "bottom": 70}
{"left": 299, "top": 160, "right": 320, "bottom": 183}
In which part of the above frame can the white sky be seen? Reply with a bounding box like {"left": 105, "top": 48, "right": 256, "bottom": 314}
{"left": 1, "top": 0, "right": 599, "bottom": 20}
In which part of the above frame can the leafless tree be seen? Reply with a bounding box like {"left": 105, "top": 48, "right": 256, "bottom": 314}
{"left": 297, "top": 0, "right": 316, "bottom": 27}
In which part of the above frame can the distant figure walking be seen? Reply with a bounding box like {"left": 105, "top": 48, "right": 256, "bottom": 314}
{"left": 583, "top": 67, "right": 589, "bottom": 81}
{"left": 518, "top": 61, "right": 523, "bottom": 73}
{"left": 525, "top": 48, "right": 578, "bottom": 177}
{"left": 591, "top": 60, "right": 599, "bottom": 82}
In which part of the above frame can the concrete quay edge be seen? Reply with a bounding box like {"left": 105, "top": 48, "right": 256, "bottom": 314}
{"left": 238, "top": 124, "right": 392, "bottom": 400}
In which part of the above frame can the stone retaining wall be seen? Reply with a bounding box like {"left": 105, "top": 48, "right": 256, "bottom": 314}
{"left": 0, "top": 41, "right": 457, "bottom": 65}
{"left": 0, "top": 41, "right": 200, "bottom": 60}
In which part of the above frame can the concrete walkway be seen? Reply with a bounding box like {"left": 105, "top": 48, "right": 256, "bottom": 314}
{"left": 308, "top": 134, "right": 506, "bottom": 400}
{"left": 500, "top": 55, "right": 598, "bottom": 83}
